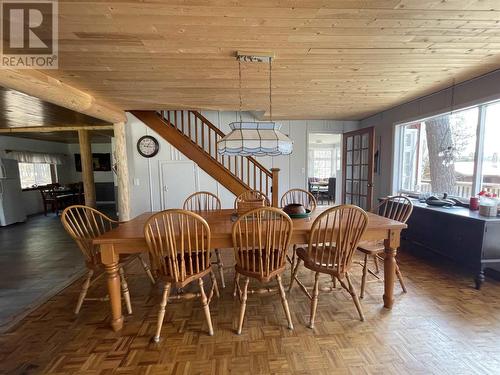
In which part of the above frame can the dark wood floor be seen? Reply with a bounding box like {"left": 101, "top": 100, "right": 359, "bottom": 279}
{"left": 0, "top": 214, "right": 84, "bottom": 332}
{"left": 0, "top": 205, "right": 116, "bottom": 332}
{"left": 1, "top": 247, "right": 500, "bottom": 374}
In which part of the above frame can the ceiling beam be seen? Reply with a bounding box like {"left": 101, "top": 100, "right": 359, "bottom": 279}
{"left": 0, "top": 69, "right": 126, "bottom": 124}
{"left": 0, "top": 125, "right": 114, "bottom": 133}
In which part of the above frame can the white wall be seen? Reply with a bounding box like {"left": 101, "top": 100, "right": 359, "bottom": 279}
{"left": 359, "top": 69, "right": 500, "bottom": 204}
{"left": 0, "top": 136, "right": 72, "bottom": 215}
{"left": 66, "top": 143, "right": 114, "bottom": 183}
{"left": 125, "top": 111, "right": 358, "bottom": 218}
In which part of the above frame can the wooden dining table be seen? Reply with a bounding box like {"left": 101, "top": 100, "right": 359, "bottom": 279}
{"left": 94, "top": 206, "right": 407, "bottom": 331}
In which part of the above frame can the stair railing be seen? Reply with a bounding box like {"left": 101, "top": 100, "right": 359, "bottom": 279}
{"left": 158, "top": 110, "right": 279, "bottom": 204}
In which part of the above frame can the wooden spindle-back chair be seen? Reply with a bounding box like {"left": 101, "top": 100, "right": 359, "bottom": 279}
{"left": 280, "top": 188, "right": 318, "bottom": 279}
{"left": 144, "top": 209, "right": 218, "bottom": 342}
{"left": 232, "top": 207, "right": 294, "bottom": 334}
{"left": 234, "top": 190, "right": 270, "bottom": 209}
{"left": 289, "top": 205, "right": 369, "bottom": 326}
{"left": 183, "top": 191, "right": 221, "bottom": 211}
{"left": 357, "top": 195, "right": 413, "bottom": 298}
{"left": 61, "top": 205, "right": 155, "bottom": 315}
{"left": 280, "top": 188, "right": 317, "bottom": 212}
{"left": 183, "top": 191, "right": 226, "bottom": 288}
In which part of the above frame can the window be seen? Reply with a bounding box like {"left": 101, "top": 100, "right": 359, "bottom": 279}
{"left": 308, "top": 133, "right": 341, "bottom": 179}
{"left": 395, "top": 100, "right": 500, "bottom": 199}
{"left": 18, "top": 163, "right": 56, "bottom": 189}
{"left": 481, "top": 102, "right": 500, "bottom": 197}
{"left": 312, "top": 149, "right": 333, "bottom": 178}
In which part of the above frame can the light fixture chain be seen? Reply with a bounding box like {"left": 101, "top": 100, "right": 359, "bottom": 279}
{"left": 269, "top": 57, "right": 272, "bottom": 122}
{"left": 238, "top": 58, "right": 242, "bottom": 123}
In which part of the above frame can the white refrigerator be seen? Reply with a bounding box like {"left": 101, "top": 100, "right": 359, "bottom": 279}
{"left": 0, "top": 158, "right": 27, "bottom": 226}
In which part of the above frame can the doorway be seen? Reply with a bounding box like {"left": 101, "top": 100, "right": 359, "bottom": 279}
{"left": 307, "top": 133, "right": 342, "bottom": 205}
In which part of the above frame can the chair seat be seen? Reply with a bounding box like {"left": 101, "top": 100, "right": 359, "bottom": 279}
{"left": 162, "top": 252, "right": 211, "bottom": 287}
{"left": 296, "top": 246, "right": 345, "bottom": 275}
{"left": 357, "top": 240, "right": 384, "bottom": 255}
{"left": 235, "top": 248, "right": 284, "bottom": 282}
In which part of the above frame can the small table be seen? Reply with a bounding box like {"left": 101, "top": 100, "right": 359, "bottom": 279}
{"left": 94, "top": 207, "right": 407, "bottom": 331}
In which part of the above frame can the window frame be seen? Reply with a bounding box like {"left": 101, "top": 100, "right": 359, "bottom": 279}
{"left": 392, "top": 100, "right": 496, "bottom": 198}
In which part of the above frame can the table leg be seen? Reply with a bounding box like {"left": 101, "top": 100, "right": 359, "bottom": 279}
{"left": 383, "top": 229, "right": 400, "bottom": 309}
{"left": 101, "top": 244, "right": 123, "bottom": 331}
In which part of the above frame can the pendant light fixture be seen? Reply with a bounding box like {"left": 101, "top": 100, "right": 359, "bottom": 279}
{"left": 217, "top": 53, "right": 293, "bottom": 157}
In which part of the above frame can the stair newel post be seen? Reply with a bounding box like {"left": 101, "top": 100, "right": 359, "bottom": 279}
{"left": 271, "top": 168, "right": 280, "bottom": 207}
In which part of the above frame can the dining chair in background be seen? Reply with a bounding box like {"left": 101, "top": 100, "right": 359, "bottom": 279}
{"left": 144, "top": 209, "right": 219, "bottom": 342}
{"left": 61, "top": 205, "right": 155, "bottom": 315}
{"left": 232, "top": 207, "right": 294, "bottom": 334}
{"left": 280, "top": 188, "right": 318, "bottom": 283}
{"left": 183, "top": 191, "right": 226, "bottom": 288}
{"left": 234, "top": 189, "right": 271, "bottom": 210}
{"left": 357, "top": 195, "right": 413, "bottom": 298}
{"left": 289, "top": 205, "right": 368, "bottom": 327}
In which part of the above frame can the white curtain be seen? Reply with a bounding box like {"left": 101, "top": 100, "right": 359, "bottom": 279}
{"left": 5, "top": 150, "right": 66, "bottom": 165}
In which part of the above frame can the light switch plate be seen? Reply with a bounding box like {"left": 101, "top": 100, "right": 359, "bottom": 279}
{"left": 133, "top": 178, "right": 140, "bottom": 186}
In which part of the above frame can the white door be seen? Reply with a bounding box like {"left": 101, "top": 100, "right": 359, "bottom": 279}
{"left": 160, "top": 161, "right": 197, "bottom": 209}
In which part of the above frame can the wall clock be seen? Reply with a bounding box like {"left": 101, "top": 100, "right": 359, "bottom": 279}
{"left": 137, "top": 135, "right": 160, "bottom": 158}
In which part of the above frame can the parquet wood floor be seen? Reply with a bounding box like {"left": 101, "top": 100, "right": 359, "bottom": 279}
{"left": 2, "top": 250, "right": 500, "bottom": 375}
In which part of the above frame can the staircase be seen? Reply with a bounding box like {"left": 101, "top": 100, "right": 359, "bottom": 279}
{"left": 130, "top": 110, "right": 279, "bottom": 206}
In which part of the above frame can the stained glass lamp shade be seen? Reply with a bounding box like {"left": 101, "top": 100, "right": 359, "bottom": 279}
{"left": 217, "top": 122, "right": 293, "bottom": 156}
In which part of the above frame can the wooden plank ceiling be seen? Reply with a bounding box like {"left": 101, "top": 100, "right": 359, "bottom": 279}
{"left": 42, "top": 0, "right": 500, "bottom": 120}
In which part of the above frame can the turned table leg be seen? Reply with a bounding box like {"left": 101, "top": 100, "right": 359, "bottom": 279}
{"left": 383, "top": 229, "right": 400, "bottom": 309}
{"left": 101, "top": 244, "right": 124, "bottom": 331}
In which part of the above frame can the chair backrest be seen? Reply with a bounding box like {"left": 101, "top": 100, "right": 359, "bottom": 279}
{"left": 307, "top": 205, "right": 368, "bottom": 276}
{"left": 377, "top": 195, "right": 413, "bottom": 223}
{"left": 40, "top": 185, "right": 58, "bottom": 201}
{"left": 328, "top": 177, "right": 336, "bottom": 197}
{"left": 232, "top": 207, "right": 293, "bottom": 279}
{"left": 280, "top": 188, "right": 317, "bottom": 212}
{"left": 183, "top": 191, "right": 221, "bottom": 212}
{"left": 61, "top": 205, "right": 118, "bottom": 266}
{"left": 234, "top": 190, "right": 270, "bottom": 209}
{"left": 144, "top": 209, "right": 212, "bottom": 283}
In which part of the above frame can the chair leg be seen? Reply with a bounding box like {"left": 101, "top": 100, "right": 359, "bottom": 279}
{"left": 233, "top": 272, "right": 240, "bottom": 298}
{"left": 137, "top": 254, "right": 156, "bottom": 285}
{"left": 119, "top": 266, "right": 132, "bottom": 315}
{"left": 288, "top": 258, "right": 302, "bottom": 292}
{"left": 236, "top": 276, "right": 250, "bottom": 335}
{"left": 75, "top": 269, "right": 94, "bottom": 314}
{"left": 373, "top": 255, "right": 380, "bottom": 274}
{"left": 199, "top": 278, "right": 214, "bottom": 336}
{"left": 210, "top": 270, "right": 220, "bottom": 298}
{"left": 345, "top": 273, "right": 365, "bottom": 322}
{"left": 395, "top": 262, "right": 407, "bottom": 293}
{"left": 360, "top": 254, "right": 368, "bottom": 299}
{"left": 214, "top": 249, "right": 225, "bottom": 288}
{"left": 153, "top": 282, "right": 171, "bottom": 343}
{"left": 289, "top": 244, "right": 297, "bottom": 285}
{"left": 309, "top": 272, "right": 320, "bottom": 329}
{"left": 276, "top": 275, "right": 294, "bottom": 330}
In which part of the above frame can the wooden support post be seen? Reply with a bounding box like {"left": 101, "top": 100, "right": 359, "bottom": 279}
{"left": 113, "top": 122, "right": 131, "bottom": 221}
{"left": 271, "top": 168, "right": 280, "bottom": 207}
{"left": 78, "top": 130, "right": 96, "bottom": 208}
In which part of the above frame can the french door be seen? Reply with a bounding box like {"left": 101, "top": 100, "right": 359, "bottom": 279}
{"left": 342, "top": 127, "right": 375, "bottom": 211}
